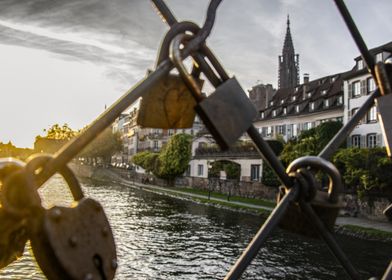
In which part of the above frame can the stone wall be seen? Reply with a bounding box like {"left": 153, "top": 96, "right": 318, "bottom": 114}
{"left": 342, "top": 194, "right": 391, "bottom": 222}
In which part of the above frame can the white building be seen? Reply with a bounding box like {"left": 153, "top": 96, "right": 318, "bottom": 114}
{"left": 344, "top": 41, "right": 392, "bottom": 148}
{"left": 253, "top": 73, "right": 346, "bottom": 142}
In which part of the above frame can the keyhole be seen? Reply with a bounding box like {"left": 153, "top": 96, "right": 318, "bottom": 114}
{"left": 93, "top": 254, "right": 107, "bottom": 280}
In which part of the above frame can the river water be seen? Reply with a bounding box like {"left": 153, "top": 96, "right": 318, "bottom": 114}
{"left": 0, "top": 176, "right": 391, "bottom": 279}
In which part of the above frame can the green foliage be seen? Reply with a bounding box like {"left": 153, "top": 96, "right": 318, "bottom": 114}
{"left": 79, "top": 127, "right": 122, "bottom": 163}
{"left": 158, "top": 133, "right": 192, "bottom": 180}
{"left": 280, "top": 121, "right": 342, "bottom": 164}
{"left": 132, "top": 151, "right": 159, "bottom": 174}
{"left": 262, "top": 140, "right": 283, "bottom": 187}
{"left": 44, "top": 123, "right": 77, "bottom": 140}
{"left": 208, "top": 160, "right": 240, "bottom": 180}
{"left": 333, "top": 147, "right": 392, "bottom": 195}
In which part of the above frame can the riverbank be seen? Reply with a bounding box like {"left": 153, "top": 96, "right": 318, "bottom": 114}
{"left": 73, "top": 165, "right": 392, "bottom": 242}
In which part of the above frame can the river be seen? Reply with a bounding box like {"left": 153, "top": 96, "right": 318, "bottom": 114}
{"left": 0, "top": 175, "right": 391, "bottom": 279}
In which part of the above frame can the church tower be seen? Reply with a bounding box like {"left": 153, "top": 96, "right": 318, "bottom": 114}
{"left": 278, "top": 15, "right": 299, "bottom": 89}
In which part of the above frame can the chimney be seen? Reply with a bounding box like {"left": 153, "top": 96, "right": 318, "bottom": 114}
{"left": 303, "top": 73, "right": 309, "bottom": 84}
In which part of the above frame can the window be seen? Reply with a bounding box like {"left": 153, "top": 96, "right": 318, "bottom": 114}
{"left": 352, "top": 81, "right": 361, "bottom": 97}
{"left": 295, "top": 105, "right": 300, "bottom": 113}
{"left": 260, "top": 111, "right": 265, "bottom": 119}
{"left": 283, "top": 107, "right": 287, "bottom": 115}
{"left": 376, "top": 52, "right": 383, "bottom": 63}
{"left": 367, "top": 77, "right": 376, "bottom": 94}
{"left": 185, "top": 165, "right": 191, "bottom": 176}
{"left": 351, "top": 135, "right": 361, "bottom": 148}
{"left": 304, "top": 122, "right": 312, "bottom": 130}
{"left": 310, "top": 102, "right": 315, "bottom": 111}
{"left": 277, "top": 125, "right": 285, "bottom": 135}
{"left": 153, "top": 140, "right": 159, "bottom": 150}
{"left": 324, "top": 99, "right": 330, "bottom": 108}
{"left": 197, "top": 164, "right": 204, "bottom": 176}
{"left": 272, "top": 110, "right": 277, "bottom": 117}
{"left": 337, "top": 95, "right": 343, "bottom": 105}
{"left": 331, "top": 76, "right": 337, "bottom": 82}
{"left": 307, "top": 92, "right": 312, "bottom": 98}
{"left": 168, "top": 129, "right": 174, "bottom": 136}
{"left": 250, "top": 165, "right": 260, "bottom": 181}
{"left": 270, "top": 101, "right": 274, "bottom": 106}
{"left": 367, "top": 133, "right": 377, "bottom": 148}
{"left": 267, "top": 126, "right": 273, "bottom": 136}
{"left": 292, "top": 124, "right": 298, "bottom": 137}
{"left": 367, "top": 105, "right": 377, "bottom": 123}
{"left": 281, "top": 99, "right": 284, "bottom": 104}
{"left": 321, "top": 89, "right": 327, "bottom": 95}
{"left": 357, "top": 59, "right": 364, "bottom": 70}
{"left": 292, "top": 96, "right": 297, "bottom": 101}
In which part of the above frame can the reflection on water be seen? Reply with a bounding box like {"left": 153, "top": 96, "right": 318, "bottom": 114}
{"left": 1, "top": 176, "right": 391, "bottom": 279}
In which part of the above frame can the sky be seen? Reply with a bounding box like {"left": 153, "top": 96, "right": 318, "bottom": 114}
{"left": 0, "top": 0, "right": 391, "bottom": 148}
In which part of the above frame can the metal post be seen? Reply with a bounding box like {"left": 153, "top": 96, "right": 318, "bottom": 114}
{"left": 224, "top": 186, "right": 299, "bottom": 280}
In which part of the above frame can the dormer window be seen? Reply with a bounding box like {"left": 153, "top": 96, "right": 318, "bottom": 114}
{"left": 280, "top": 99, "right": 284, "bottom": 104}
{"left": 260, "top": 111, "right": 265, "bottom": 119}
{"left": 331, "top": 76, "right": 337, "bottom": 82}
{"left": 310, "top": 102, "right": 315, "bottom": 111}
{"left": 292, "top": 96, "right": 297, "bottom": 101}
{"left": 272, "top": 110, "right": 277, "bottom": 117}
{"left": 324, "top": 99, "right": 330, "bottom": 108}
{"left": 295, "top": 86, "right": 299, "bottom": 92}
{"left": 295, "top": 105, "right": 300, "bottom": 113}
{"left": 357, "top": 59, "right": 364, "bottom": 70}
{"left": 283, "top": 107, "right": 287, "bottom": 115}
{"left": 337, "top": 95, "right": 343, "bottom": 105}
{"left": 321, "top": 89, "right": 327, "bottom": 95}
{"left": 270, "top": 101, "right": 274, "bottom": 106}
{"left": 307, "top": 92, "right": 312, "bottom": 98}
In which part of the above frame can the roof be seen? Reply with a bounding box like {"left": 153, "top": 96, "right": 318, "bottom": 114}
{"left": 258, "top": 69, "right": 353, "bottom": 120}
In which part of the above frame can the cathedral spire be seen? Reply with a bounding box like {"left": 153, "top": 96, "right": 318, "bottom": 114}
{"left": 278, "top": 14, "right": 300, "bottom": 89}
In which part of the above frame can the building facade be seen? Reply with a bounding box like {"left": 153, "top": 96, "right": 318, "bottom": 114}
{"left": 344, "top": 41, "right": 392, "bottom": 148}
{"left": 253, "top": 72, "right": 346, "bottom": 142}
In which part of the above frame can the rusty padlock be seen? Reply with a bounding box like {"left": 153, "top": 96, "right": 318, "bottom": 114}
{"left": 137, "top": 22, "right": 204, "bottom": 129}
{"left": 375, "top": 59, "right": 392, "bottom": 157}
{"left": 0, "top": 158, "right": 30, "bottom": 269}
{"left": 277, "top": 156, "right": 344, "bottom": 238}
{"left": 170, "top": 33, "right": 257, "bottom": 150}
{"left": 24, "top": 155, "right": 117, "bottom": 280}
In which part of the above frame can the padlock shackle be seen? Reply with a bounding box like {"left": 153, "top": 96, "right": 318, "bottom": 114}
{"left": 170, "top": 33, "right": 204, "bottom": 102}
{"left": 26, "top": 154, "right": 84, "bottom": 201}
{"left": 286, "top": 156, "right": 342, "bottom": 203}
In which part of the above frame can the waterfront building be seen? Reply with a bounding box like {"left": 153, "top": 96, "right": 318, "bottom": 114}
{"left": 344, "top": 41, "right": 392, "bottom": 148}
{"left": 252, "top": 72, "right": 347, "bottom": 142}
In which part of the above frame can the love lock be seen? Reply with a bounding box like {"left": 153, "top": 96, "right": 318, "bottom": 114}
{"left": 375, "top": 58, "right": 392, "bottom": 157}
{"left": 25, "top": 155, "right": 117, "bottom": 280}
{"left": 170, "top": 33, "right": 257, "bottom": 150}
{"left": 277, "top": 156, "right": 344, "bottom": 238}
{"left": 137, "top": 22, "right": 204, "bottom": 129}
{"left": 0, "top": 158, "right": 30, "bottom": 269}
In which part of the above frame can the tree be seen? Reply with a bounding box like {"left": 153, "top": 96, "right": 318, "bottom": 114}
{"left": 132, "top": 151, "right": 159, "bottom": 174}
{"left": 280, "top": 121, "right": 342, "bottom": 165}
{"left": 333, "top": 147, "right": 392, "bottom": 198}
{"left": 34, "top": 123, "right": 78, "bottom": 153}
{"left": 157, "top": 133, "right": 192, "bottom": 181}
{"left": 79, "top": 127, "right": 122, "bottom": 164}
{"left": 262, "top": 140, "right": 285, "bottom": 187}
